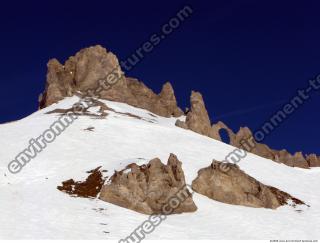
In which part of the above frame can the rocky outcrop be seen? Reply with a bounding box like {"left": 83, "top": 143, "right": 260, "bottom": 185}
{"left": 192, "top": 161, "right": 306, "bottom": 209}
{"left": 185, "top": 91, "right": 213, "bottom": 137}
{"left": 124, "top": 78, "right": 183, "bottom": 117}
{"left": 39, "top": 45, "right": 183, "bottom": 118}
{"left": 99, "top": 154, "right": 197, "bottom": 215}
{"left": 175, "top": 91, "right": 215, "bottom": 138}
{"left": 306, "top": 154, "right": 320, "bottom": 167}
{"left": 41, "top": 45, "right": 319, "bottom": 169}
{"left": 211, "top": 121, "right": 235, "bottom": 141}
{"left": 212, "top": 122, "right": 319, "bottom": 169}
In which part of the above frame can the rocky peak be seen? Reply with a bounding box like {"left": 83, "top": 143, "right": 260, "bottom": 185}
{"left": 176, "top": 91, "right": 213, "bottom": 137}
{"left": 306, "top": 154, "right": 320, "bottom": 167}
{"left": 39, "top": 45, "right": 182, "bottom": 117}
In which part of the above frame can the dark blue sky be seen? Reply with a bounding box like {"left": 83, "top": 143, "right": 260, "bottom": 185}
{"left": 0, "top": 0, "right": 319, "bottom": 155}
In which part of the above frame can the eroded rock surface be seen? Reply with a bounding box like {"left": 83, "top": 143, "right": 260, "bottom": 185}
{"left": 39, "top": 45, "right": 183, "bottom": 118}
{"left": 175, "top": 91, "right": 215, "bottom": 138}
{"left": 41, "top": 45, "right": 319, "bottom": 169}
{"left": 212, "top": 122, "right": 319, "bottom": 168}
{"left": 99, "top": 154, "right": 197, "bottom": 215}
{"left": 306, "top": 154, "right": 320, "bottom": 167}
{"left": 192, "top": 161, "right": 306, "bottom": 209}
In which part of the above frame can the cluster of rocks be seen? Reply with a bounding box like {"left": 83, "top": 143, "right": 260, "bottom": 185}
{"left": 173, "top": 90, "right": 319, "bottom": 169}
{"left": 58, "top": 155, "right": 306, "bottom": 213}
{"left": 39, "top": 45, "right": 183, "bottom": 118}
{"left": 99, "top": 154, "right": 197, "bottom": 215}
{"left": 192, "top": 161, "right": 306, "bottom": 209}
{"left": 210, "top": 123, "right": 320, "bottom": 169}
{"left": 41, "top": 45, "right": 319, "bottom": 169}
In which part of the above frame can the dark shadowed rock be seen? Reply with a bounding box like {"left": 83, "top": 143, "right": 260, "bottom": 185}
{"left": 192, "top": 161, "right": 306, "bottom": 209}
{"left": 175, "top": 119, "right": 188, "bottom": 129}
{"left": 57, "top": 167, "right": 106, "bottom": 198}
{"left": 99, "top": 154, "right": 197, "bottom": 215}
{"left": 39, "top": 45, "right": 182, "bottom": 118}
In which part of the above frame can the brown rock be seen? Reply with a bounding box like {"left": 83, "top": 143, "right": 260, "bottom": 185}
{"left": 211, "top": 121, "right": 235, "bottom": 141}
{"left": 99, "top": 154, "right": 197, "bottom": 215}
{"left": 57, "top": 167, "right": 106, "bottom": 198}
{"left": 306, "top": 154, "right": 320, "bottom": 167}
{"left": 39, "top": 45, "right": 182, "bottom": 118}
{"left": 175, "top": 119, "right": 188, "bottom": 129}
{"left": 192, "top": 161, "right": 306, "bottom": 209}
{"left": 178, "top": 91, "right": 214, "bottom": 137}
{"left": 290, "top": 152, "right": 309, "bottom": 169}
{"left": 212, "top": 122, "right": 316, "bottom": 169}
{"left": 125, "top": 79, "right": 183, "bottom": 117}
{"left": 158, "top": 82, "right": 184, "bottom": 117}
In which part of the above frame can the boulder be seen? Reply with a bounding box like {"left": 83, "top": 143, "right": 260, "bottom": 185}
{"left": 192, "top": 161, "right": 306, "bottom": 209}
{"left": 99, "top": 154, "right": 197, "bottom": 215}
{"left": 175, "top": 119, "right": 188, "bottom": 129}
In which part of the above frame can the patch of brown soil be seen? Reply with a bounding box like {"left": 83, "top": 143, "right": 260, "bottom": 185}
{"left": 57, "top": 167, "right": 106, "bottom": 198}
{"left": 268, "top": 186, "right": 306, "bottom": 207}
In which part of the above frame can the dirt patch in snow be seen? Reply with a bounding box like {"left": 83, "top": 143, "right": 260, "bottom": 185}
{"left": 57, "top": 167, "right": 106, "bottom": 198}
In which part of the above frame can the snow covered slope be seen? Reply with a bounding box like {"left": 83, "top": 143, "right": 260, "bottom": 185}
{"left": 0, "top": 96, "right": 319, "bottom": 240}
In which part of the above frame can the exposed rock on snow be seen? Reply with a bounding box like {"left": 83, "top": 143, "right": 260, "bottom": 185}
{"left": 192, "top": 161, "right": 306, "bottom": 209}
{"left": 306, "top": 154, "right": 320, "bottom": 167}
{"left": 211, "top": 122, "right": 319, "bottom": 169}
{"left": 99, "top": 154, "right": 197, "bottom": 215}
{"left": 211, "top": 121, "right": 235, "bottom": 141}
{"left": 185, "top": 91, "right": 213, "bottom": 137}
{"left": 39, "top": 44, "right": 319, "bottom": 169}
{"left": 57, "top": 167, "right": 106, "bottom": 198}
{"left": 175, "top": 119, "right": 188, "bottom": 129}
{"left": 175, "top": 91, "right": 215, "bottom": 138}
{"left": 39, "top": 45, "right": 183, "bottom": 118}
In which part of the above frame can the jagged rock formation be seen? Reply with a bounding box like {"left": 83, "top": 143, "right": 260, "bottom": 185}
{"left": 210, "top": 121, "right": 235, "bottom": 141}
{"left": 39, "top": 45, "right": 183, "bottom": 117}
{"left": 174, "top": 92, "right": 319, "bottom": 169}
{"left": 306, "top": 154, "right": 320, "bottom": 167}
{"left": 41, "top": 45, "right": 319, "bottom": 169}
{"left": 192, "top": 161, "right": 306, "bottom": 209}
{"left": 211, "top": 122, "right": 320, "bottom": 168}
{"left": 175, "top": 91, "right": 215, "bottom": 138}
{"left": 99, "top": 154, "right": 197, "bottom": 215}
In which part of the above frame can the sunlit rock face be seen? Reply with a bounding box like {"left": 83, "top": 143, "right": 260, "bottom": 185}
{"left": 99, "top": 154, "right": 197, "bottom": 215}
{"left": 192, "top": 161, "right": 306, "bottom": 209}
{"left": 39, "top": 45, "right": 183, "bottom": 117}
